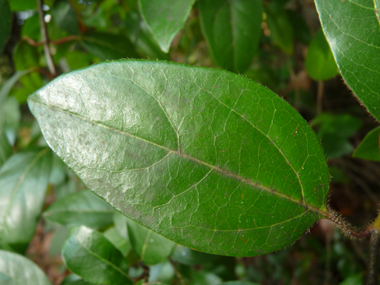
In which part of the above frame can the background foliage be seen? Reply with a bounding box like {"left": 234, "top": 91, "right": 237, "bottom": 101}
{"left": 0, "top": 0, "right": 379, "bottom": 284}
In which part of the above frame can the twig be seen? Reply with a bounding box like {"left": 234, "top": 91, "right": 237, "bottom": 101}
{"left": 23, "top": 35, "right": 80, "bottom": 47}
{"left": 367, "top": 230, "right": 380, "bottom": 285}
{"left": 37, "top": 0, "right": 56, "bottom": 76}
{"left": 317, "top": 80, "right": 324, "bottom": 114}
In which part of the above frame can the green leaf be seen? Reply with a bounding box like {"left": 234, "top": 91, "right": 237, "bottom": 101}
{"left": 171, "top": 244, "right": 219, "bottom": 265}
{"left": 265, "top": 5, "right": 294, "bottom": 55}
{"left": 9, "top": 0, "right": 37, "bottom": 11}
{"left": 305, "top": 28, "right": 339, "bottom": 81}
{"left": 314, "top": 0, "right": 380, "bottom": 120}
{"left": 62, "top": 226, "right": 133, "bottom": 285}
{"left": 80, "top": 32, "right": 139, "bottom": 60}
{"left": 51, "top": 0, "right": 79, "bottom": 35}
{"left": 287, "top": 10, "right": 311, "bottom": 45}
{"left": 0, "top": 148, "right": 52, "bottom": 253}
{"left": 376, "top": 0, "right": 380, "bottom": 25}
{"left": 219, "top": 282, "right": 260, "bottom": 285}
{"left": 0, "top": 70, "right": 31, "bottom": 107}
{"left": 139, "top": 0, "right": 195, "bottom": 53}
{"left": 44, "top": 189, "right": 114, "bottom": 229}
{"left": 0, "top": 0, "right": 12, "bottom": 53}
{"left": 127, "top": 217, "right": 176, "bottom": 265}
{"left": 0, "top": 134, "right": 12, "bottom": 168}
{"left": 353, "top": 126, "right": 380, "bottom": 161}
{"left": 199, "top": 0, "right": 263, "bottom": 73}
{"left": 28, "top": 60, "right": 330, "bottom": 257}
{"left": 0, "top": 250, "right": 52, "bottom": 285}
{"left": 104, "top": 227, "right": 131, "bottom": 256}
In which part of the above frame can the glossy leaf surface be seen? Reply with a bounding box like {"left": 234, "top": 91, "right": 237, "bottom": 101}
{"left": 305, "top": 28, "right": 338, "bottom": 81}
{"left": 315, "top": 0, "right": 380, "bottom": 120}
{"left": 0, "top": 250, "right": 52, "bottom": 285}
{"left": 43, "top": 189, "right": 115, "bottom": 229}
{"left": 127, "top": 218, "right": 176, "bottom": 265}
{"left": 0, "top": 148, "right": 52, "bottom": 253}
{"left": 28, "top": 60, "right": 329, "bottom": 256}
{"left": 139, "top": 0, "right": 195, "bottom": 53}
{"left": 62, "top": 226, "right": 132, "bottom": 285}
{"left": 199, "top": 0, "right": 263, "bottom": 73}
{"left": 0, "top": 0, "right": 11, "bottom": 53}
{"left": 353, "top": 126, "right": 380, "bottom": 162}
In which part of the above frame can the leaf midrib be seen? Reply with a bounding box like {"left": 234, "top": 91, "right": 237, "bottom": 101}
{"left": 33, "top": 100, "right": 329, "bottom": 218}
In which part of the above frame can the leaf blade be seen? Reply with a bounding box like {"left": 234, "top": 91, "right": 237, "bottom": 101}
{"left": 28, "top": 60, "right": 329, "bottom": 256}
{"left": 198, "top": 0, "right": 263, "bottom": 73}
{"left": 314, "top": 0, "right": 380, "bottom": 120}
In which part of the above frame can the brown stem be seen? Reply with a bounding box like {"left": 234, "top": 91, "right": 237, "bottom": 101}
{"left": 317, "top": 80, "right": 324, "bottom": 114}
{"left": 367, "top": 230, "right": 380, "bottom": 285}
{"left": 37, "top": 0, "right": 56, "bottom": 76}
{"left": 169, "top": 258, "right": 186, "bottom": 285}
{"left": 23, "top": 35, "right": 81, "bottom": 47}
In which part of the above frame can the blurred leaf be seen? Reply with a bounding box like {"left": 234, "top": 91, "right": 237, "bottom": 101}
{"left": 139, "top": 0, "right": 195, "bottom": 53}
{"left": 305, "top": 28, "right": 338, "bottom": 81}
{"left": 353, "top": 126, "right": 380, "bottom": 162}
{"left": 10, "top": 0, "right": 37, "bottom": 11}
{"left": 148, "top": 260, "right": 175, "bottom": 283}
{"left": 22, "top": 14, "right": 40, "bottom": 40}
{"left": 171, "top": 244, "right": 219, "bottom": 265}
{"left": 125, "top": 11, "right": 170, "bottom": 60}
{"left": 315, "top": 0, "right": 380, "bottom": 120}
{"left": 219, "top": 282, "right": 260, "bottom": 285}
{"left": 44, "top": 189, "right": 114, "bottom": 229}
{"left": 0, "top": 0, "right": 12, "bottom": 53}
{"left": 0, "top": 134, "right": 12, "bottom": 168}
{"left": 80, "top": 32, "right": 139, "bottom": 60}
{"left": 49, "top": 153, "right": 67, "bottom": 185}
{"left": 3, "top": 96, "right": 21, "bottom": 145}
{"left": 127, "top": 218, "right": 176, "bottom": 265}
{"left": 113, "top": 211, "right": 128, "bottom": 239}
{"left": 199, "top": 0, "right": 263, "bottom": 72}
{"left": 265, "top": 5, "right": 294, "bottom": 54}
{"left": 312, "top": 114, "right": 362, "bottom": 159}
{"left": 28, "top": 60, "right": 330, "bottom": 256}
{"left": 0, "top": 148, "right": 52, "bottom": 253}
{"left": 0, "top": 250, "right": 52, "bottom": 285}
{"left": 338, "top": 273, "right": 363, "bottom": 285}
{"left": 55, "top": 179, "right": 77, "bottom": 200}
{"left": 0, "top": 70, "right": 31, "bottom": 106}
{"left": 287, "top": 10, "right": 311, "bottom": 45}
{"left": 52, "top": 0, "right": 79, "bottom": 35}
{"left": 66, "top": 50, "right": 93, "bottom": 70}
{"left": 62, "top": 226, "right": 133, "bottom": 285}
{"left": 104, "top": 227, "right": 131, "bottom": 256}
{"left": 60, "top": 274, "right": 94, "bottom": 285}
{"left": 49, "top": 224, "right": 69, "bottom": 256}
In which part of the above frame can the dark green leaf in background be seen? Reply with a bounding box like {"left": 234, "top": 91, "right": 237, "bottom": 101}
{"left": 127, "top": 217, "right": 176, "bottom": 265}
{"left": 353, "top": 126, "right": 380, "bottom": 162}
{"left": 171, "top": 244, "right": 219, "bottom": 265}
{"left": 199, "top": 0, "right": 263, "bottom": 73}
{"left": 0, "top": 250, "right": 52, "bottom": 285}
{"left": 287, "top": 10, "right": 311, "bottom": 45}
{"left": 43, "top": 189, "right": 115, "bottom": 229}
{"left": 0, "top": 134, "right": 12, "bottom": 168}
{"left": 219, "top": 282, "right": 260, "bottom": 285}
{"left": 0, "top": 0, "right": 12, "bottom": 53}
{"left": 315, "top": 0, "right": 380, "bottom": 120}
{"left": 305, "top": 28, "right": 339, "bottom": 81}
{"left": 139, "top": 0, "right": 195, "bottom": 53}
{"left": 80, "top": 32, "right": 139, "bottom": 60}
{"left": 9, "top": 0, "right": 37, "bottom": 11}
{"left": 62, "top": 226, "right": 132, "bottom": 285}
{"left": 28, "top": 60, "right": 330, "bottom": 256}
{"left": 0, "top": 148, "right": 52, "bottom": 253}
{"left": 265, "top": 5, "right": 294, "bottom": 55}
{"left": 104, "top": 227, "right": 131, "bottom": 256}
{"left": 61, "top": 274, "right": 94, "bottom": 285}
{"left": 51, "top": 0, "right": 79, "bottom": 35}
{"left": 22, "top": 14, "right": 40, "bottom": 41}
{"left": 0, "top": 70, "right": 30, "bottom": 107}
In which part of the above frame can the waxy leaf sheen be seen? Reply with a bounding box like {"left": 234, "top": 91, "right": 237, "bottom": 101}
{"left": 315, "top": 0, "right": 380, "bottom": 120}
{"left": 28, "top": 60, "right": 329, "bottom": 256}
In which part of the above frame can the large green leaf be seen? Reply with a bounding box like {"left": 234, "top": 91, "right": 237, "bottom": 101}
{"left": 62, "top": 226, "right": 132, "bottom": 285}
{"left": 127, "top": 217, "right": 176, "bottom": 265}
{"left": 139, "top": 0, "right": 195, "bottom": 53}
{"left": 305, "top": 28, "right": 339, "bottom": 81}
{"left": 199, "top": 0, "right": 263, "bottom": 73}
{"left": 314, "top": 0, "right": 380, "bottom": 120}
{"left": 43, "top": 189, "right": 115, "bottom": 229}
{"left": 0, "top": 0, "right": 11, "bottom": 53}
{"left": 0, "top": 250, "right": 52, "bottom": 285}
{"left": 28, "top": 60, "right": 330, "bottom": 256}
{"left": 0, "top": 148, "right": 52, "bottom": 253}
{"left": 353, "top": 126, "right": 380, "bottom": 161}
